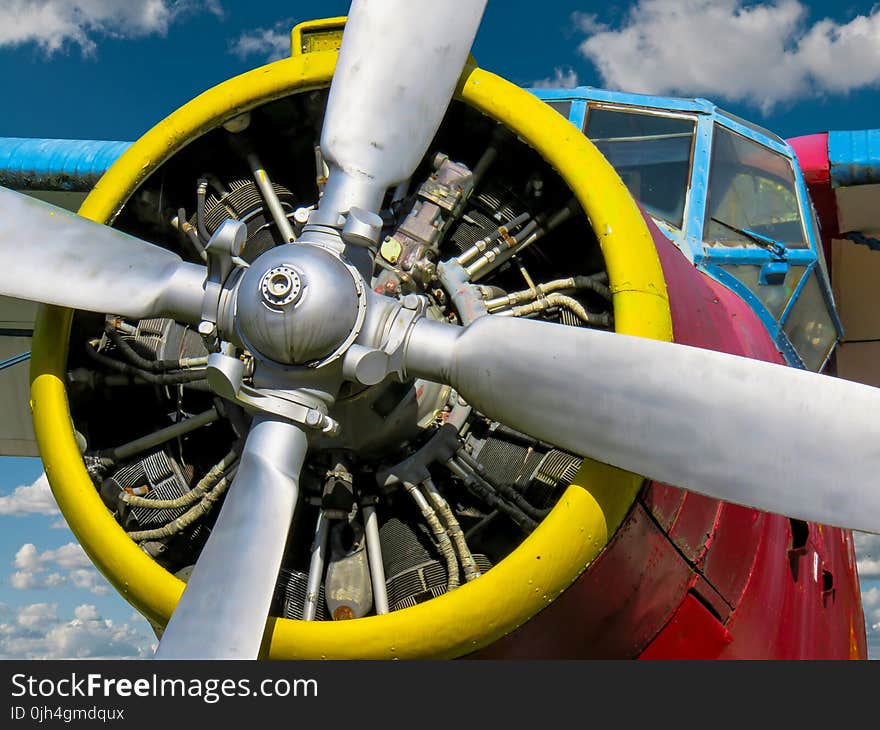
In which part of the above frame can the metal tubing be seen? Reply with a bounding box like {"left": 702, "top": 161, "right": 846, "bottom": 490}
{"left": 468, "top": 201, "right": 578, "bottom": 281}
{"left": 456, "top": 211, "right": 530, "bottom": 267}
{"left": 465, "top": 219, "right": 538, "bottom": 279}
{"left": 107, "top": 407, "right": 218, "bottom": 462}
{"left": 302, "top": 511, "right": 330, "bottom": 621}
{"left": 362, "top": 504, "right": 390, "bottom": 614}
{"left": 247, "top": 153, "right": 296, "bottom": 243}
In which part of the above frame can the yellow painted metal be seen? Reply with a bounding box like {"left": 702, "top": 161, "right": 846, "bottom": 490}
{"left": 30, "top": 47, "right": 672, "bottom": 658}
{"left": 290, "top": 17, "right": 347, "bottom": 57}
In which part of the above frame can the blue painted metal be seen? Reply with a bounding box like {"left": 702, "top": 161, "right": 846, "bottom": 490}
{"left": 775, "top": 330, "right": 805, "bottom": 369}
{"left": 569, "top": 99, "right": 587, "bottom": 130}
{"left": 715, "top": 110, "right": 789, "bottom": 155}
{"left": 0, "top": 350, "right": 30, "bottom": 372}
{"left": 760, "top": 260, "right": 789, "bottom": 286}
{"left": 779, "top": 262, "right": 815, "bottom": 326}
{"left": 828, "top": 129, "right": 880, "bottom": 188}
{"left": 703, "top": 261, "right": 806, "bottom": 368}
{"left": 0, "top": 137, "right": 130, "bottom": 191}
{"left": 696, "top": 247, "right": 814, "bottom": 266}
{"left": 532, "top": 86, "right": 716, "bottom": 115}
{"left": 684, "top": 115, "right": 714, "bottom": 260}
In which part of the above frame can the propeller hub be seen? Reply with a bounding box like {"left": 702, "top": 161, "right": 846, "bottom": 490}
{"left": 260, "top": 266, "right": 302, "bottom": 307}
{"left": 235, "top": 244, "right": 364, "bottom": 367}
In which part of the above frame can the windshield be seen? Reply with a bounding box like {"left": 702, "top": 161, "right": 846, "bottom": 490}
{"left": 704, "top": 125, "right": 806, "bottom": 248}
{"left": 585, "top": 106, "right": 695, "bottom": 229}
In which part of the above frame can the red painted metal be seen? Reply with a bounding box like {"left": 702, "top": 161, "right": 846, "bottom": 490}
{"left": 640, "top": 593, "right": 732, "bottom": 660}
{"left": 475, "top": 212, "right": 867, "bottom": 660}
{"left": 788, "top": 133, "right": 838, "bottom": 275}
{"left": 472, "top": 503, "right": 694, "bottom": 658}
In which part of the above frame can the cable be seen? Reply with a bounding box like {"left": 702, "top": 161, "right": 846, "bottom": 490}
{"left": 456, "top": 451, "right": 550, "bottom": 521}
{"left": 103, "top": 325, "right": 206, "bottom": 373}
{"left": 446, "top": 459, "right": 537, "bottom": 533}
{"left": 85, "top": 341, "right": 206, "bottom": 386}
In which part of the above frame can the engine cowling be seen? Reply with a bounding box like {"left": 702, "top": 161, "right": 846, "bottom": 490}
{"left": 30, "top": 18, "right": 672, "bottom": 659}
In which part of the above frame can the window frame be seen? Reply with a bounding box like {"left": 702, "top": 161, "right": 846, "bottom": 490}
{"left": 583, "top": 102, "right": 699, "bottom": 234}
{"left": 702, "top": 123, "right": 810, "bottom": 252}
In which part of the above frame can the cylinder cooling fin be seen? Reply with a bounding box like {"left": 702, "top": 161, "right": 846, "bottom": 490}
{"left": 30, "top": 49, "right": 671, "bottom": 658}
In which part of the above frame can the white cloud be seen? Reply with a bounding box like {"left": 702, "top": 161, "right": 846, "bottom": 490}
{"left": 0, "top": 0, "right": 221, "bottom": 55}
{"left": 229, "top": 19, "right": 292, "bottom": 63}
{"left": 0, "top": 603, "right": 154, "bottom": 659}
{"left": 863, "top": 587, "right": 880, "bottom": 633}
{"left": 0, "top": 472, "right": 59, "bottom": 516}
{"left": 855, "top": 532, "right": 880, "bottom": 579}
{"left": 9, "top": 542, "right": 109, "bottom": 596}
{"left": 15, "top": 602, "right": 57, "bottom": 628}
{"left": 575, "top": 0, "right": 880, "bottom": 112}
{"left": 533, "top": 66, "right": 580, "bottom": 89}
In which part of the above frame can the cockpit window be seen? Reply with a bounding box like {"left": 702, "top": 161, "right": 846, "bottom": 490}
{"left": 704, "top": 125, "right": 807, "bottom": 249}
{"left": 585, "top": 106, "right": 695, "bottom": 229}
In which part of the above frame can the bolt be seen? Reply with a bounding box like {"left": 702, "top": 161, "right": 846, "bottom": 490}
{"left": 197, "top": 321, "right": 215, "bottom": 336}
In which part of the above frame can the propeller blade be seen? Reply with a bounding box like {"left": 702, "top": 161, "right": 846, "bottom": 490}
{"left": 0, "top": 186, "right": 205, "bottom": 321}
{"left": 404, "top": 316, "right": 880, "bottom": 534}
{"left": 318, "top": 0, "right": 487, "bottom": 218}
{"left": 154, "top": 417, "right": 308, "bottom": 659}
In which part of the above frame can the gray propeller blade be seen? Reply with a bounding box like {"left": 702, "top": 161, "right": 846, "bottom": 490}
{"left": 318, "top": 0, "right": 487, "bottom": 219}
{"left": 404, "top": 315, "right": 880, "bottom": 534}
{"left": 154, "top": 417, "right": 308, "bottom": 659}
{"left": 0, "top": 186, "right": 205, "bottom": 322}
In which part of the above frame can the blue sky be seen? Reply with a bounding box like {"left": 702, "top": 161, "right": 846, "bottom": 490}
{"left": 1, "top": 0, "right": 879, "bottom": 659}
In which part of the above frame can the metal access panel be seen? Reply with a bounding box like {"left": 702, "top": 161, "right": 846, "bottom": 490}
{"left": 0, "top": 335, "right": 37, "bottom": 455}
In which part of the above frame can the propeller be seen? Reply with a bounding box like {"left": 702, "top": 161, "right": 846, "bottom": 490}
{"left": 0, "top": 186, "right": 205, "bottom": 322}
{"left": 154, "top": 417, "right": 308, "bottom": 659}
{"left": 4, "top": 0, "right": 878, "bottom": 663}
{"left": 318, "top": 0, "right": 487, "bottom": 220}
{"left": 404, "top": 316, "right": 880, "bottom": 535}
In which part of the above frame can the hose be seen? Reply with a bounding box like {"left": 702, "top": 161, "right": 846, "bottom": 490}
{"left": 103, "top": 325, "right": 207, "bottom": 372}
{"left": 446, "top": 458, "right": 537, "bottom": 533}
{"left": 196, "top": 178, "right": 211, "bottom": 243}
{"left": 486, "top": 274, "right": 613, "bottom": 310}
{"left": 121, "top": 450, "right": 238, "bottom": 509}
{"left": 176, "top": 207, "right": 207, "bottom": 261}
{"left": 126, "top": 466, "right": 237, "bottom": 542}
{"left": 422, "top": 478, "right": 480, "bottom": 582}
{"left": 497, "top": 292, "right": 613, "bottom": 327}
{"left": 85, "top": 341, "right": 206, "bottom": 386}
{"left": 456, "top": 450, "right": 550, "bottom": 521}
{"left": 404, "top": 481, "right": 460, "bottom": 591}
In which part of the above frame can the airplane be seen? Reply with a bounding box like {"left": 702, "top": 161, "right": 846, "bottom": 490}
{"left": 0, "top": 0, "right": 877, "bottom": 659}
